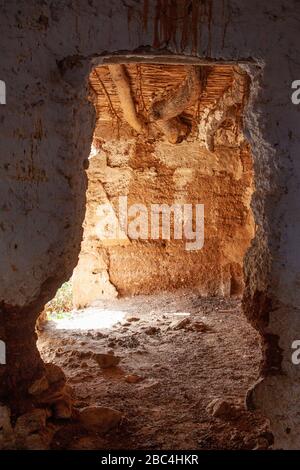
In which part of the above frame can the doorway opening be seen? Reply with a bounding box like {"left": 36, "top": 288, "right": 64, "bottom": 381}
{"left": 37, "top": 60, "right": 270, "bottom": 450}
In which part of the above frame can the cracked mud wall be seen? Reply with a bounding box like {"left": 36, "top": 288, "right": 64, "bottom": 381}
{"left": 0, "top": 0, "right": 300, "bottom": 448}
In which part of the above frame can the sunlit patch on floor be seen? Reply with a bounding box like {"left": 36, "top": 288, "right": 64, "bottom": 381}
{"left": 52, "top": 308, "right": 126, "bottom": 330}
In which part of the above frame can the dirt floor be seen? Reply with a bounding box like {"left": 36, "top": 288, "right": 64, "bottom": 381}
{"left": 38, "top": 291, "right": 271, "bottom": 450}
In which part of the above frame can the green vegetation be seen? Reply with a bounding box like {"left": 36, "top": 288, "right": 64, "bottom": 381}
{"left": 45, "top": 280, "right": 73, "bottom": 320}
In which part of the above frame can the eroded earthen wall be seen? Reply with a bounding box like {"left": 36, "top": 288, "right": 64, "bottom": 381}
{"left": 73, "top": 66, "right": 254, "bottom": 307}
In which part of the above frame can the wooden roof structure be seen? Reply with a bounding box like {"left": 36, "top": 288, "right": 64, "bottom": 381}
{"left": 89, "top": 64, "right": 236, "bottom": 128}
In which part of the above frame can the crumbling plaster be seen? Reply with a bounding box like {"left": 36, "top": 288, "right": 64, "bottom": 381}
{"left": 0, "top": 0, "right": 300, "bottom": 448}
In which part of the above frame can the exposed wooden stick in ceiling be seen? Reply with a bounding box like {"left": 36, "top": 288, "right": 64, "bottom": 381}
{"left": 108, "top": 64, "right": 145, "bottom": 134}
{"left": 149, "top": 65, "right": 203, "bottom": 143}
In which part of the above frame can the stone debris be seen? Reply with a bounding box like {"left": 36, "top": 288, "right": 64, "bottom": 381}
{"left": 23, "top": 432, "right": 52, "bottom": 451}
{"left": 0, "top": 405, "right": 15, "bottom": 449}
{"left": 36, "top": 293, "right": 267, "bottom": 450}
{"left": 28, "top": 364, "right": 74, "bottom": 422}
{"left": 206, "top": 398, "right": 237, "bottom": 419}
{"left": 36, "top": 385, "right": 69, "bottom": 405}
{"left": 189, "top": 321, "right": 210, "bottom": 332}
{"left": 45, "top": 363, "right": 66, "bottom": 385}
{"left": 169, "top": 317, "right": 210, "bottom": 333}
{"left": 93, "top": 352, "right": 122, "bottom": 369}
{"left": 124, "top": 374, "right": 144, "bottom": 384}
{"left": 79, "top": 406, "right": 123, "bottom": 433}
{"left": 53, "top": 395, "right": 73, "bottom": 419}
{"left": 15, "top": 409, "right": 48, "bottom": 435}
{"left": 14, "top": 408, "right": 51, "bottom": 450}
{"left": 144, "top": 326, "right": 160, "bottom": 336}
{"left": 253, "top": 437, "right": 270, "bottom": 450}
{"left": 29, "top": 363, "right": 67, "bottom": 399}
{"left": 171, "top": 317, "right": 191, "bottom": 330}
{"left": 28, "top": 375, "right": 49, "bottom": 396}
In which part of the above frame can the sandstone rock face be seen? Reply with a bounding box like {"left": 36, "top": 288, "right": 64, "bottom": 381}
{"left": 0, "top": 0, "right": 299, "bottom": 449}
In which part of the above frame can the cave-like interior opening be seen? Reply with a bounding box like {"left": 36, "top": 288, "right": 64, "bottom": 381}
{"left": 36, "top": 61, "right": 270, "bottom": 450}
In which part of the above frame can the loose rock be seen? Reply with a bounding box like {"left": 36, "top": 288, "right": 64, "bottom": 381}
{"left": 253, "top": 437, "right": 270, "bottom": 450}
{"left": 53, "top": 395, "right": 73, "bottom": 419}
{"left": 144, "top": 326, "right": 160, "bottom": 336}
{"left": 45, "top": 363, "right": 66, "bottom": 385}
{"left": 15, "top": 409, "right": 49, "bottom": 435}
{"left": 93, "top": 352, "right": 121, "bottom": 369}
{"left": 124, "top": 374, "right": 144, "bottom": 384}
{"left": 79, "top": 406, "right": 123, "bottom": 433}
{"left": 15, "top": 409, "right": 53, "bottom": 450}
{"left": 190, "top": 321, "right": 210, "bottom": 332}
{"left": 171, "top": 317, "right": 191, "bottom": 330}
{"left": 206, "top": 398, "right": 236, "bottom": 419}
{"left": 28, "top": 375, "right": 49, "bottom": 396}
